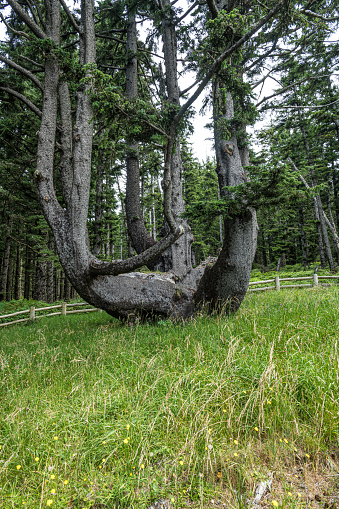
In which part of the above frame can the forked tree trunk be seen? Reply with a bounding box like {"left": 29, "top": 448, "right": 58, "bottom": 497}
{"left": 28, "top": 0, "right": 258, "bottom": 320}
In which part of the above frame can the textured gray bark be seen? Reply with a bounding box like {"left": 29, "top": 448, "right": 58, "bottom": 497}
{"left": 161, "top": 0, "right": 194, "bottom": 277}
{"left": 124, "top": 11, "right": 161, "bottom": 267}
{"left": 194, "top": 89, "right": 258, "bottom": 312}
{"left": 12, "top": 0, "right": 268, "bottom": 319}
{"left": 93, "top": 157, "right": 103, "bottom": 256}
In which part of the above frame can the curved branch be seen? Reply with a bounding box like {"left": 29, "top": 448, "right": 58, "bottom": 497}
{"left": 59, "top": 0, "right": 81, "bottom": 33}
{"left": 7, "top": 0, "right": 47, "bottom": 39}
{"left": 89, "top": 227, "right": 183, "bottom": 276}
{"left": 0, "top": 55, "right": 43, "bottom": 90}
{"left": 0, "top": 12, "right": 31, "bottom": 40}
{"left": 0, "top": 87, "right": 42, "bottom": 117}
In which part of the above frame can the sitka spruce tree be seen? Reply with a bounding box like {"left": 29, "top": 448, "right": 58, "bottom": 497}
{"left": 1, "top": 0, "right": 338, "bottom": 319}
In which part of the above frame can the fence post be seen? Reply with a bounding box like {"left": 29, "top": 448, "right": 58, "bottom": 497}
{"left": 62, "top": 302, "right": 67, "bottom": 316}
{"left": 313, "top": 273, "right": 318, "bottom": 287}
{"left": 275, "top": 276, "right": 280, "bottom": 291}
{"left": 30, "top": 306, "right": 35, "bottom": 320}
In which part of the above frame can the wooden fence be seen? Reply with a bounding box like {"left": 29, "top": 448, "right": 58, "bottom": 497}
{"left": 1, "top": 274, "right": 338, "bottom": 327}
{"left": 247, "top": 274, "right": 339, "bottom": 292}
{"left": 0, "top": 302, "right": 99, "bottom": 328}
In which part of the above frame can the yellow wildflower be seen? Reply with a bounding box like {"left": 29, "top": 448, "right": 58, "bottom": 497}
{"left": 53, "top": 436, "right": 58, "bottom": 441}
{"left": 254, "top": 427, "right": 259, "bottom": 431}
{"left": 46, "top": 501, "right": 53, "bottom": 506}
{"left": 64, "top": 480, "right": 68, "bottom": 485}
{"left": 16, "top": 465, "right": 21, "bottom": 470}
{"left": 50, "top": 489, "right": 56, "bottom": 494}
{"left": 234, "top": 453, "right": 238, "bottom": 457}
{"left": 50, "top": 474, "right": 55, "bottom": 480}
{"left": 283, "top": 438, "right": 288, "bottom": 443}
{"left": 123, "top": 438, "right": 129, "bottom": 444}
{"left": 140, "top": 464, "right": 145, "bottom": 469}
{"left": 234, "top": 440, "right": 238, "bottom": 445}
{"left": 35, "top": 457, "right": 39, "bottom": 462}
{"left": 179, "top": 460, "right": 184, "bottom": 465}
{"left": 272, "top": 501, "right": 279, "bottom": 507}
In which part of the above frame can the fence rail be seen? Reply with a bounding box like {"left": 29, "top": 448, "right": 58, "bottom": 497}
{"left": 0, "top": 302, "right": 98, "bottom": 328}
{"left": 248, "top": 274, "right": 339, "bottom": 292}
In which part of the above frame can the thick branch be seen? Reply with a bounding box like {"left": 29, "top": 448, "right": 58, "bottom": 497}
{"left": 174, "top": 0, "right": 283, "bottom": 126}
{"left": 301, "top": 9, "right": 339, "bottom": 22}
{"left": 7, "top": 0, "right": 47, "bottom": 38}
{"left": 0, "top": 87, "right": 42, "bottom": 117}
{"left": 0, "top": 55, "right": 43, "bottom": 90}
{"left": 0, "top": 12, "right": 31, "bottom": 40}
{"left": 89, "top": 227, "right": 183, "bottom": 276}
{"left": 175, "top": 1, "right": 200, "bottom": 25}
{"left": 206, "top": 0, "right": 219, "bottom": 19}
{"left": 59, "top": 0, "right": 81, "bottom": 33}
{"left": 256, "top": 74, "right": 334, "bottom": 107}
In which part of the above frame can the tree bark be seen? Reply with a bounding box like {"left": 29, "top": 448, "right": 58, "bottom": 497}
{"left": 0, "top": 217, "right": 12, "bottom": 301}
{"left": 161, "top": 0, "right": 194, "bottom": 277}
{"left": 93, "top": 156, "right": 103, "bottom": 256}
{"left": 124, "top": 10, "right": 161, "bottom": 268}
{"left": 193, "top": 91, "right": 258, "bottom": 312}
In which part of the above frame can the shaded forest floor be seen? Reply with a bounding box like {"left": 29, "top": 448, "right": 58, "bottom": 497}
{"left": 0, "top": 286, "right": 339, "bottom": 508}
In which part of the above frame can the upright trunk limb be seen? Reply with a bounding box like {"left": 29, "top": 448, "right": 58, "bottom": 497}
{"left": 194, "top": 90, "right": 258, "bottom": 312}
{"left": 125, "top": 11, "right": 161, "bottom": 268}
{"left": 162, "top": 1, "right": 194, "bottom": 276}
{"left": 93, "top": 156, "right": 103, "bottom": 256}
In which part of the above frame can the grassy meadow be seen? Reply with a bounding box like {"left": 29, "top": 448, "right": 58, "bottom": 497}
{"left": 0, "top": 285, "right": 339, "bottom": 508}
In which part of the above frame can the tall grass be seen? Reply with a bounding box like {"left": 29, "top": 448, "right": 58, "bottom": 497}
{"left": 0, "top": 286, "right": 339, "bottom": 508}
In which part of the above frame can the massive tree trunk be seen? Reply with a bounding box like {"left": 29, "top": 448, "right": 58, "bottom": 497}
{"left": 193, "top": 90, "right": 258, "bottom": 312}
{"left": 6, "top": 0, "right": 266, "bottom": 320}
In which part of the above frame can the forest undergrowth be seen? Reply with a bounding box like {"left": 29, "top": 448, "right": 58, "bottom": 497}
{"left": 0, "top": 286, "right": 339, "bottom": 508}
